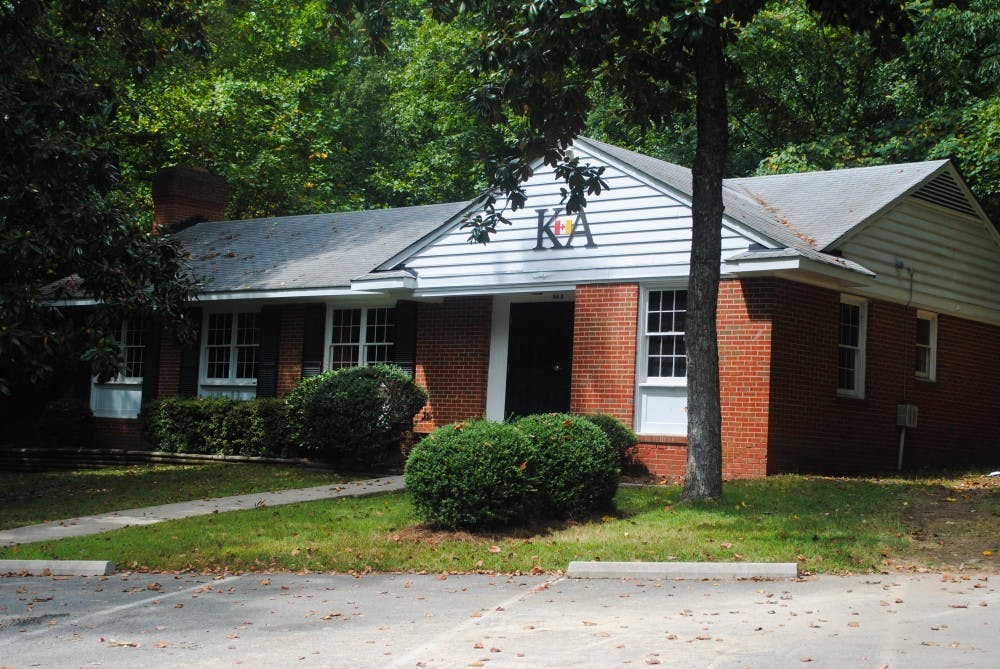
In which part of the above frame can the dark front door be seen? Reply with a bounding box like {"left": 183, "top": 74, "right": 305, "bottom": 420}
{"left": 505, "top": 301, "right": 574, "bottom": 418}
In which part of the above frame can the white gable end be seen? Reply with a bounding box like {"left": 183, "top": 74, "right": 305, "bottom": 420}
{"left": 841, "top": 193, "right": 1000, "bottom": 325}
{"left": 401, "top": 144, "right": 760, "bottom": 295}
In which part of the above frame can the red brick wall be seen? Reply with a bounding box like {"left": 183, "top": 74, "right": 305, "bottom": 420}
{"left": 767, "top": 281, "right": 1000, "bottom": 473}
{"left": 157, "top": 330, "right": 182, "bottom": 398}
{"left": 413, "top": 297, "right": 492, "bottom": 432}
{"left": 277, "top": 304, "right": 305, "bottom": 396}
{"left": 569, "top": 283, "right": 639, "bottom": 424}
{"left": 717, "top": 279, "right": 774, "bottom": 479}
{"left": 93, "top": 418, "right": 142, "bottom": 450}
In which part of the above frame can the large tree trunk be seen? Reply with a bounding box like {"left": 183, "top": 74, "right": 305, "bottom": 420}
{"left": 682, "top": 21, "right": 727, "bottom": 502}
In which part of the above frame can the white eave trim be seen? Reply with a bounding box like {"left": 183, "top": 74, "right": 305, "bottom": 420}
{"left": 350, "top": 275, "right": 418, "bottom": 292}
{"left": 724, "top": 254, "right": 875, "bottom": 289}
{"left": 194, "top": 287, "right": 379, "bottom": 301}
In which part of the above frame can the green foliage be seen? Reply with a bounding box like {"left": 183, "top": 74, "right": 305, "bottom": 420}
{"left": 582, "top": 414, "right": 640, "bottom": 473}
{"left": 0, "top": 0, "right": 204, "bottom": 395}
{"left": 34, "top": 397, "right": 96, "bottom": 449}
{"left": 140, "top": 398, "right": 292, "bottom": 457}
{"left": 117, "top": 1, "right": 491, "bottom": 220}
{"left": 404, "top": 421, "right": 535, "bottom": 530}
{"left": 516, "top": 413, "right": 619, "bottom": 519}
{"left": 285, "top": 365, "right": 427, "bottom": 468}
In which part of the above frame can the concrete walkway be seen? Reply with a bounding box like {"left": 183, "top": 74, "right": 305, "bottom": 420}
{"left": 0, "top": 475, "right": 405, "bottom": 549}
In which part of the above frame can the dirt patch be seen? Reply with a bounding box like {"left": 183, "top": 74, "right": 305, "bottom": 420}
{"left": 891, "top": 474, "right": 1000, "bottom": 573}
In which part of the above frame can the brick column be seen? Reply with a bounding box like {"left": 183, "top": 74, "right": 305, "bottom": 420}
{"left": 569, "top": 283, "right": 639, "bottom": 424}
{"left": 413, "top": 297, "right": 492, "bottom": 432}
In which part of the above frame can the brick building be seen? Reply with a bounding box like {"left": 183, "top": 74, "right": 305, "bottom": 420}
{"left": 81, "top": 138, "right": 1000, "bottom": 477}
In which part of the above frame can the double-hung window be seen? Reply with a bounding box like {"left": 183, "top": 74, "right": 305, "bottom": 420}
{"left": 328, "top": 306, "right": 396, "bottom": 370}
{"left": 645, "top": 289, "right": 687, "bottom": 380}
{"left": 837, "top": 296, "right": 867, "bottom": 398}
{"left": 915, "top": 311, "right": 937, "bottom": 381}
{"left": 204, "top": 311, "right": 260, "bottom": 385}
{"left": 90, "top": 320, "right": 145, "bottom": 418}
{"left": 636, "top": 288, "right": 688, "bottom": 435}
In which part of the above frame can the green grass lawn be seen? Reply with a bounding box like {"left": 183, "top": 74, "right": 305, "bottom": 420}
{"left": 0, "top": 464, "right": 348, "bottom": 530}
{"left": 3, "top": 473, "right": 996, "bottom": 574}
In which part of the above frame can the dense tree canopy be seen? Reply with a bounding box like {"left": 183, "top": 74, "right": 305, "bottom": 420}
{"left": 0, "top": 0, "right": 206, "bottom": 394}
{"left": 116, "top": 0, "right": 497, "bottom": 221}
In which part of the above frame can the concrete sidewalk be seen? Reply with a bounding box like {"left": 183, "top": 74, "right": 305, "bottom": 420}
{"left": 0, "top": 475, "right": 405, "bottom": 549}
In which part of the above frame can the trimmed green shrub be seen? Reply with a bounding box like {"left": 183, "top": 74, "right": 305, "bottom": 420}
{"left": 140, "top": 398, "right": 292, "bottom": 457}
{"left": 285, "top": 364, "right": 426, "bottom": 468}
{"left": 405, "top": 421, "right": 535, "bottom": 530}
{"left": 516, "top": 413, "right": 620, "bottom": 519}
{"left": 582, "top": 414, "right": 641, "bottom": 473}
{"left": 35, "top": 397, "right": 95, "bottom": 448}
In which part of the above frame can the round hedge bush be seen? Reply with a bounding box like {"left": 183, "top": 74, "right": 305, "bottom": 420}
{"left": 285, "top": 364, "right": 427, "bottom": 468}
{"left": 583, "top": 413, "right": 640, "bottom": 473}
{"left": 516, "top": 413, "right": 619, "bottom": 519}
{"left": 405, "top": 421, "right": 535, "bottom": 530}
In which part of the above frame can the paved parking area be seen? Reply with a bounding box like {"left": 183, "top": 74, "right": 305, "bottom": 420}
{"left": 1, "top": 571, "right": 996, "bottom": 668}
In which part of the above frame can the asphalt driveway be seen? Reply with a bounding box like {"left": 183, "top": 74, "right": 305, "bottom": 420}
{"left": 1, "top": 571, "right": 996, "bottom": 668}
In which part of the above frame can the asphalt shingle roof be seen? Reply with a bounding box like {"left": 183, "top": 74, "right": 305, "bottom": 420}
{"left": 175, "top": 202, "right": 469, "bottom": 293}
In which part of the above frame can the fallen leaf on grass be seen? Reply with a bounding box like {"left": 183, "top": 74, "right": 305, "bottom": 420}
{"left": 488, "top": 546, "right": 501, "bottom": 554}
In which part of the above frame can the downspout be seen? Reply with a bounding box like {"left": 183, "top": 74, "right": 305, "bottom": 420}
{"left": 896, "top": 262, "right": 915, "bottom": 472}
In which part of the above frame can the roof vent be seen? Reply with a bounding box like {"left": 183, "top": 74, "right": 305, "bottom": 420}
{"left": 911, "top": 171, "right": 976, "bottom": 217}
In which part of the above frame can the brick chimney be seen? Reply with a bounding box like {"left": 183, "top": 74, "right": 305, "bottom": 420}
{"left": 152, "top": 167, "right": 231, "bottom": 232}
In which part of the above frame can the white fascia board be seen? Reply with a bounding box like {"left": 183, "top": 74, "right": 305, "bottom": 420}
{"left": 350, "top": 275, "right": 417, "bottom": 292}
{"left": 413, "top": 283, "right": 579, "bottom": 299}
{"left": 724, "top": 255, "right": 875, "bottom": 290}
{"left": 194, "top": 287, "right": 376, "bottom": 302}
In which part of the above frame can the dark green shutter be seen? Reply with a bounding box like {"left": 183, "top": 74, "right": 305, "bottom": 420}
{"left": 301, "top": 303, "right": 326, "bottom": 378}
{"left": 256, "top": 306, "right": 281, "bottom": 397}
{"left": 393, "top": 301, "right": 418, "bottom": 377}
{"left": 141, "top": 319, "right": 162, "bottom": 404}
{"left": 178, "top": 308, "right": 202, "bottom": 397}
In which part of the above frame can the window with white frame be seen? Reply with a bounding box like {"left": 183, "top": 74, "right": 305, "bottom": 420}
{"left": 645, "top": 289, "right": 687, "bottom": 379}
{"left": 328, "top": 306, "right": 396, "bottom": 370}
{"left": 915, "top": 311, "right": 937, "bottom": 381}
{"left": 116, "top": 319, "right": 146, "bottom": 381}
{"left": 837, "top": 297, "right": 867, "bottom": 398}
{"left": 204, "top": 311, "right": 259, "bottom": 382}
{"left": 636, "top": 288, "right": 688, "bottom": 436}
{"left": 90, "top": 320, "right": 145, "bottom": 418}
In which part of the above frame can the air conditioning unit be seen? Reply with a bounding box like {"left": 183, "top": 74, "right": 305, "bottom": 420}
{"left": 896, "top": 404, "right": 918, "bottom": 428}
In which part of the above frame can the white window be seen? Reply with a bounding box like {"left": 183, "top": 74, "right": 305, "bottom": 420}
{"left": 90, "top": 320, "right": 145, "bottom": 418}
{"left": 915, "top": 311, "right": 937, "bottom": 381}
{"left": 201, "top": 311, "right": 260, "bottom": 394}
{"left": 327, "top": 306, "right": 396, "bottom": 370}
{"left": 636, "top": 288, "right": 688, "bottom": 436}
{"left": 837, "top": 296, "right": 867, "bottom": 398}
{"left": 645, "top": 289, "right": 687, "bottom": 379}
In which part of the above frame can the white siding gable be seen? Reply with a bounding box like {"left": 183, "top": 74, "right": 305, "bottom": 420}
{"left": 401, "top": 145, "right": 763, "bottom": 295}
{"left": 841, "top": 195, "right": 1000, "bottom": 325}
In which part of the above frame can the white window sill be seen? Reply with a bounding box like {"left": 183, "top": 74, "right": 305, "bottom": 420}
{"left": 639, "top": 378, "right": 688, "bottom": 389}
